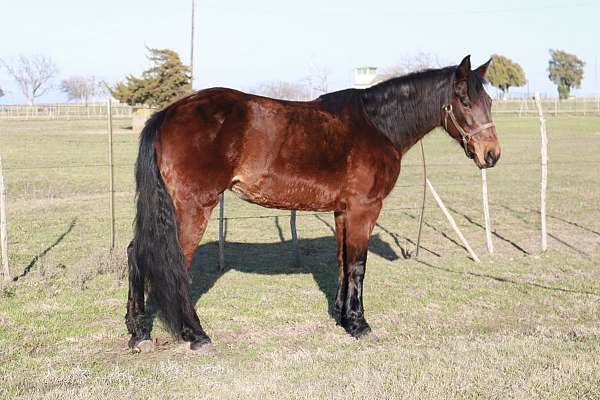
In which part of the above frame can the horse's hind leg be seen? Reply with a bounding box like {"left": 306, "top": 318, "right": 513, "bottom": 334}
{"left": 175, "top": 195, "right": 220, "bottom": 350}
{"left": 125, "top": 240, "right": 152, "bottom": 351}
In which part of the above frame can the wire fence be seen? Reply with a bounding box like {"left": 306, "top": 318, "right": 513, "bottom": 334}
{"left": 0, "top": 102, "right": 134, "bottom": 120}
{"left": 1, "top": 98, "right": 600, "bottom": 121}
{"left": 2, "top": 155, "right": 598, "bottom": 256}
{"left": 494, "top": 97, "right": 600, "bottom": 116}
{"left": 1, "top": 107, "right": 599, "bottom": 281}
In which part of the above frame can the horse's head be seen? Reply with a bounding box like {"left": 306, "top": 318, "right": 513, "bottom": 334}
{"left": 442, "top": 55, "right": 501, "bottom": 169}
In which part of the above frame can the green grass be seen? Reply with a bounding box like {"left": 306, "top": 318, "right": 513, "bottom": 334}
{"left": 0, "top": 115, "right": 599, "bottom": 399}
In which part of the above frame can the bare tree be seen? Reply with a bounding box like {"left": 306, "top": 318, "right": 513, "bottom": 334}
{"left": 1, "top": 55, "right": 58, "bottom": 105}
{"left": 0, "top": 86, "right": 4, "bottom": 98}
{"left": 61, "top": 76, "right": 98, "bottom": 104}
{"left": 254, "top": 81, "right": 310, "bottom": 100}
{"left": 304, "top": 64, "right": 331, "bottom": 97}
{"left": 97, "top": 80, "right": 112, "bottom": 99}
{"left": 384, "top": 51, "right": 443, "bottom": 78}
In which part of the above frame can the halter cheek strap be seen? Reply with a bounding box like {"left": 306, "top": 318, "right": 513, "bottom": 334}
{"left": 442, "top": 104, "right": 495, "bottom": 158}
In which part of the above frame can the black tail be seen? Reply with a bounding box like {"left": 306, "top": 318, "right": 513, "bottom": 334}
{"left": 132, "top": 111, "right": 204, "bottom": 339}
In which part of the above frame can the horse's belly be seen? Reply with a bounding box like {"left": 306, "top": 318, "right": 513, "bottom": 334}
{"left": 230, "top": 175, "right": 339, "bottom": 211}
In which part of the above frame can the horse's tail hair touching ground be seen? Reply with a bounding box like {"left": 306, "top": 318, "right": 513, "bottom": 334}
{"left": 132, "top": 110, "right": 202, "bottom": 339}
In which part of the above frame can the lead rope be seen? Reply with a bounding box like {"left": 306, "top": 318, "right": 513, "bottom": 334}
{"left": 414, "top": 139, "right": 426, "bottom": 258}
{"left": 414, "top": 105, "right": 495, "bottom": 257}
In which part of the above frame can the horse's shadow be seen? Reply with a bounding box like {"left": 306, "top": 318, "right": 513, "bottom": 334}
{"left": 187, "top": 234, "right": 399, "bottom": 320}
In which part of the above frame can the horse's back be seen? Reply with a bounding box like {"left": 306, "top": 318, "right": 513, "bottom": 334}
{"left": 157, "top": 87, "right": 400, "bottom": 211}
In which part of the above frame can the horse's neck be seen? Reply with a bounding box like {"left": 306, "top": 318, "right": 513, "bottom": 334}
{"left": 361, "top": 94, "right": 441, "bottom": 153}
{"left": 360, "top": 71, "right": 453, "bottom": 153}
{"left": 397, "top": 119, "right": 439, "bottom": 156}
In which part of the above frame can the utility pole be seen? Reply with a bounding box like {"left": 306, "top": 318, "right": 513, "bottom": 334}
{"left": 190, "top": 0, "right": 196, "bottom": 89}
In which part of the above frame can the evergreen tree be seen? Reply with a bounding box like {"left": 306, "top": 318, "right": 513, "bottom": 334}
{"left": 486, "top": 54, "right": 526, "bottom": 100}
{"left": 112, "top": 48, "right": 191, "bottom": 107}
{"left": 548, "top": 49, "right": 585, "bottom": 100}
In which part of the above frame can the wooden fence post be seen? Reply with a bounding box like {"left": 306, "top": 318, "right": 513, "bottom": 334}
{"left": 481, "top": 169, "right": 494, "bottom": 255}
{"left": 534, "top": 92, "right": 548, "bottom": 252}
{"left": 427, "top": 179, "right": 480, "bottom": 262}
{"left": 0, "top": 154, "right": 9, "bottom": 281}
{"left": 218, "top": 193, "right": 225, "bottom": 271}
{"left": 290, "top": 210, "right": 299, "bottom": 265}
{"left": 107, "top": 100, "right": 115, "bottom": 251}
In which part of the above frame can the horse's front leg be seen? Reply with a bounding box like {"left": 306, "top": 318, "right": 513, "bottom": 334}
{"left": 333, "top": 211, "right": 347, "bottom": 324}
{"left": 340, "top": 201, "right": 381, "bottom": 338}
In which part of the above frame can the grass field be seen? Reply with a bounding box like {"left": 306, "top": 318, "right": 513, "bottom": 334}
{"left": 0, "top": 115, "right": 599, "bottom": 399}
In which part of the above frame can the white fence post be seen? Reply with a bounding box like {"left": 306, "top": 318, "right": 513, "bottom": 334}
{"left": 534, "top": 92, "right": 548, "bottom": 252}
{"left": 0, "top": 154, "right": 10, "bottom": 281}
{"left": 481, "top": 169, "right": 494, "bottom": 255}
{"left": 427, "top": 179, "right": 480, "bottom": 262}
{"left": 218, "top": 194, "right": 225, "bottom": 271}
{"left": 107, "top": 100, "right": 115, "bottom": 251}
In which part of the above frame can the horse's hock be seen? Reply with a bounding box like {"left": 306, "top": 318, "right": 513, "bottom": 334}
{"left": 132, "top": 108, "right": 155, "bottom": 134}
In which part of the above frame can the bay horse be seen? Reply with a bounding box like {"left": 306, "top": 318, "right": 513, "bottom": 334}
{"left": 126, "top": 55, "right": 501, "bottom": 351}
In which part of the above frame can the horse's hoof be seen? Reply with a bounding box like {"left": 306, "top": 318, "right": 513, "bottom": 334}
{"left": 351, "top": 324, "right": 372, "bottom": 339}
{"left": 190, "top": 339, "right": 216, "bottom": 353}
{"left": 133, "top": 339, "right": 155, "bottom": 353}
{"left": 190, "top": 336, "right": 212, "bottom": 350}
{"left": 342, "top": 318, "right": 372, "bottom": 339}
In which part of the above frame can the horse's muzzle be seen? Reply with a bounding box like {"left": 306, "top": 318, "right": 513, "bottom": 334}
{"left": 484, "top": 150, "right": 499, "bottom": 168}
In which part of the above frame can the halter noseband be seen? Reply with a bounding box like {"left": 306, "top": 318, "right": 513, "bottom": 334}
{"left": 442, "top": 104, "right": 495, "bottom": 158}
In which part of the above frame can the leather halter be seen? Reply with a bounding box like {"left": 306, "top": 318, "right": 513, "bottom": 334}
{"left": 442, "top": 104, "right": 495, "bottom": 158}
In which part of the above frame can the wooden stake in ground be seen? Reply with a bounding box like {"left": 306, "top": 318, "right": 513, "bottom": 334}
{"left": 534, "top": 92, "right": 548, "bottom": 252}
{"left": 290, "top": 210, "right": 299, "bottom": 265}
{"left": 0, "top": 154, "right": 10, "bottom": 281}
{"left": 481, "top": 169, "right": 494, "bottom": 255}
{"left": 218, "top": 193, "right": 225, "bottom": 271}
{"left": 427, "top": 179, "right": 480, "bottom": 262}
{"left": 107, "top": 99, "right": 115, "bottom": 251}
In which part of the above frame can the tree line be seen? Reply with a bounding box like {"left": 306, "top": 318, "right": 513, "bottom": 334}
{"left": 0, "top": 48, "right": 588, "bottom": 106}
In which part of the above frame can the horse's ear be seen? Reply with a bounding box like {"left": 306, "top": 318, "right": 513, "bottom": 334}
{"left": 454, "top": 55, "right": 471, "bottom": 101}
{"left": 475, "top": 58, "right": 492, "bottom": 79}
{"left": 455, "top": 55, "right": 471, "bottom": 82}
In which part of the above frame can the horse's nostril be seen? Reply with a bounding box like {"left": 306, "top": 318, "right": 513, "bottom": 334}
{"left": 485, "top": 151, "right": 496, "bottom": 167}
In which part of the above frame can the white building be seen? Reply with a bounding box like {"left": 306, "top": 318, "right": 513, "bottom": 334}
{"left": 353, "top": 67, "right": 388, "bottom": 89}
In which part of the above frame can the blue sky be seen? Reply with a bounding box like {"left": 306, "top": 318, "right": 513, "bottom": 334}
{"left": 1, "top": 0, "right": 598, "bottom": 104}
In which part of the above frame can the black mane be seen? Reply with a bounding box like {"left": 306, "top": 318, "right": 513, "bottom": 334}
{"left": 318, "top": 88, "right": 363, "bottom": 114}
{"left": 360, "top": 67, "right": 456, "bottom": 149}
{"left": 318, "top": 65, "right": 487, "bottom": 149}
